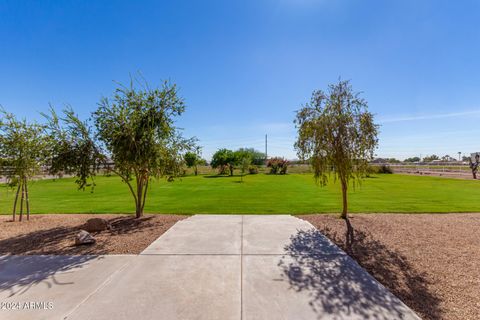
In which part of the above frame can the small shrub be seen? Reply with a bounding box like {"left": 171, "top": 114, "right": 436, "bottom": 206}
{"left": 376, "top": 164, "right": 393, "bottom": 174}
{"left": 366, "top": 165, "right": 376, "bottom": 177}
{"left": 248, "top": 165, "right": 258, "bottom": 174}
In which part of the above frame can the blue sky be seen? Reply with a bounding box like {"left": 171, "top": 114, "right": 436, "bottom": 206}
{"left": 1, "top": 0, "right": 479, "bottom": 160}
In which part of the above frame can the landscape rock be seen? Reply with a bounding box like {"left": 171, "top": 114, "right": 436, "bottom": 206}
{"left": 75, "top": 230, "right": 96, "bottom": 246}
{"left": 84, "top": 218, "right": 111, "bottom": 232}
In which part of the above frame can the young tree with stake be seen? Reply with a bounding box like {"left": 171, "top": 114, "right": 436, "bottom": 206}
{"left": 0, "top": 109, "right": 49, "bottom": 221}
{"left": 295, "top": 80, "right": 378, "bottom": 249}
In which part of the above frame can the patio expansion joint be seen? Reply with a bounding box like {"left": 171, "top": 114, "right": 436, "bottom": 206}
{"left": 240, "top": 214, "right": 244, "bottom": 320}
{"left": 62, "top": 258, "right": 133, "bottom": 320}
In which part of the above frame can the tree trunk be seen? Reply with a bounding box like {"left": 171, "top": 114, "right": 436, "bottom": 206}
{"left": 136, "top": 180, "right": 144, "bottom": 219}
{"left": 19, "top": 181, "right": 24, "bottom": 222}
{"left": 229, "top": 165, "right": 234, "bottom": 176}
{"left": 141, "top": 179, "right": 149, "bottom": 215}
{"left": 340, "top": 179, "right": 354, "bottom": 254}
{"left": 340, "top": 180, "right": 348, "bottom": 219}
{"left": 194, "top": 165, "right": 198, "bottom": 176}
{"left": 24, "top": 177, "right": 30, "bottom": 221}
{"left": 12, "top": 183, "right": 21, "bottom": 222}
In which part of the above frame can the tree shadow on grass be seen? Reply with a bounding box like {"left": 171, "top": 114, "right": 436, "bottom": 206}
{"left": 203, "top": 175, "right": 235, "bottom": 178}
{"left": 278, "top": 227, "right": 442, "bottom": 319}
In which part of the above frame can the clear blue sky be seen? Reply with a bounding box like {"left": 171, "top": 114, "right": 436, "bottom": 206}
{"left": 1, "top": 0, "right": 479, "bottom": 160}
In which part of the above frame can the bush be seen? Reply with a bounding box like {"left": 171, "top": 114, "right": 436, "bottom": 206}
{"left": 248, "top": 165, "right": 259, "bottom": 174}
{"left": 267, "top": 157, "right": 289, "bottom": 175}
{"left": 376, "top": 164, "right": 393, "bottom": 174}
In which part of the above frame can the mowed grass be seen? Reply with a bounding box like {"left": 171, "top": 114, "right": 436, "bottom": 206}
{"left": 1, "top": 173, "right": 480, "bottom": 214}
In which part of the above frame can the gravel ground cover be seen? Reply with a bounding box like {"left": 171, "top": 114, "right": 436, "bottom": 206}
{"left": 0, "top": 214, "right": 186, "bottom": 255}
{"left": 300, "top": 213, "right": 480, "bottom": 320}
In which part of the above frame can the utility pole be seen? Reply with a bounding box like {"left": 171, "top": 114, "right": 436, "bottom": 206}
{"left": 265, "top": 134, "right": 268, "bottom": 165}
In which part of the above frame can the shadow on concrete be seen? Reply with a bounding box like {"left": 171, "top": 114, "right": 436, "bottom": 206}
{"left": 0, "top": 255, "right": 101, "bottom": 298}
{"left": 278, "top": 228, "right": 440, "bottom": 319}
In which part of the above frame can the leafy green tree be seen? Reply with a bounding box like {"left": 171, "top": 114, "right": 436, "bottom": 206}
{"left": 45, "top": 80, "right": 194, "bottom": 218}
{"left": 235, "top": 150, "right": 252, "bottom": 182}
{"left": 404, "top": 157, "right": 420, "bottom": 163}
{"left": 235, "top": 148, "right": 265, "bottom": 166}
{"left": 0, "top": 109, "right": 49, "bottom": 221}
{"left": 184, "top": 147, "right": 202, "bottom": 175}
{"left": 423, "top": 154, "right": 439, "bottom": 162}
{"left": 43, "top": 106, "right": 104, "bottom": 191}
{"left": 295, "top": 80, "right": 378, "bottom": 221}
{"left": 211, "top": 148, "right": 237, "bottom": 175}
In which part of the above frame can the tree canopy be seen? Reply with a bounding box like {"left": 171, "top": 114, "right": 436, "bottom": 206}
{"left": 45, "top": 79, "right": 194, "bottom": 218}
{"left": 184, "top": 147, "right": 203, "bottom": 175}
{"left": 422, "top": 154, "right": 439, "bottom": 162}
{"left": 294, "top": 80, "right": 378, "bottom": 220}
{"left": 404, "top": 157, "right": 420, "bottom": 163}
{"left": 211, "top": 148, "right": 237, "bottom": 175}
{"left": 235, "top": 148, "right": 265, "bottom": 166}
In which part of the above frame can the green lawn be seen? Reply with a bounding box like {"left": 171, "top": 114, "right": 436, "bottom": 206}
{"left": 1, "top": 173, "right": 480, "bottom": 214}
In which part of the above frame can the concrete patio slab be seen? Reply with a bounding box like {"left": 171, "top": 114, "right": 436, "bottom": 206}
{"left": 243, "top": 254, "right": 418, "bottom": 320}
{"left": 0, "top": 215, "right": 420, "bottom": 320}
{"left": 242, "top": 215, "right": 346, "bottom": 256}
{"left": 141, "top": 214, "right": 242, "bottom": 255}
{"left": 66, "top": 255, "right": 241, "bottom": 320}
{"left": 0, "top": 255, "right": 133, "bottom": 320}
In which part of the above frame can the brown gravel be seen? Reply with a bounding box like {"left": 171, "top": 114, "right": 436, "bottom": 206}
{"left": 300, "top": 213, "right": 480, "bottom": 320}
{"left": 0, "top": 214, "right": 186, "bottom": 255}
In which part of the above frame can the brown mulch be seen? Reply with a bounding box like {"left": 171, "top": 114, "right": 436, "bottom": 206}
{"left": 0, "top": 214, "right": 187, "bottom": 255}
{"left": 300, "top": 213, "right": 480, "bottom": 320}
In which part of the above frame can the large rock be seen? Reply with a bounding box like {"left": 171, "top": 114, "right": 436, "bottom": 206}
{"left": 75, "top": 230, "right": 96, "bottom": 246}
{"left": 84, "top": 218, "right": 111, "bottom": 232}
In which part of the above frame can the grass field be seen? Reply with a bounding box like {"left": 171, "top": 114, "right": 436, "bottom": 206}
{"left": 1, "top": 173, "right": 480, "bottom": 214}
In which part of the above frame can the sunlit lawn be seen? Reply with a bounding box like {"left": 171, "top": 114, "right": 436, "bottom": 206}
{"left": 1, "top": 173, "right": 480, "bottom": 214}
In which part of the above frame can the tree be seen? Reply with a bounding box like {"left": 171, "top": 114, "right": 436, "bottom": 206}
{"left": 45, "top": 79, "right": 194, "bottom": 218}
{"left": 211, "top": 148, "right": 237, "bottom": 175}
{"left": 0, "top": 109, "right": 49, "bottom": 221}
{"left": 235, "top": 148, "right": 265, "bottom": 166}
{"left": 404, "top": 157, "right": 420, "bottom": 163}
{"left": 423, "top": 154, "right": 439, "bottom": 162}
{"left": 294, "top": 80, "right": 378, "bottom": 222}
{"left": 184, "top": 147, "right": 202, "bottom": 175}
{"left": 441, "top": 155, "right": 453, "bottom": 162}
{"left": 234, "top": 149, "right": 252, "bottom": 182}
{"left": 239, "top": 156, "right": 251, "bottom": 182}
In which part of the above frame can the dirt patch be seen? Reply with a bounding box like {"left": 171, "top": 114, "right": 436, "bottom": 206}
{"left": 300, "top": 213, "right": 480, "bottom": 320}
{"left": 0, "top": 214, "right": 187, "bottom": 255}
